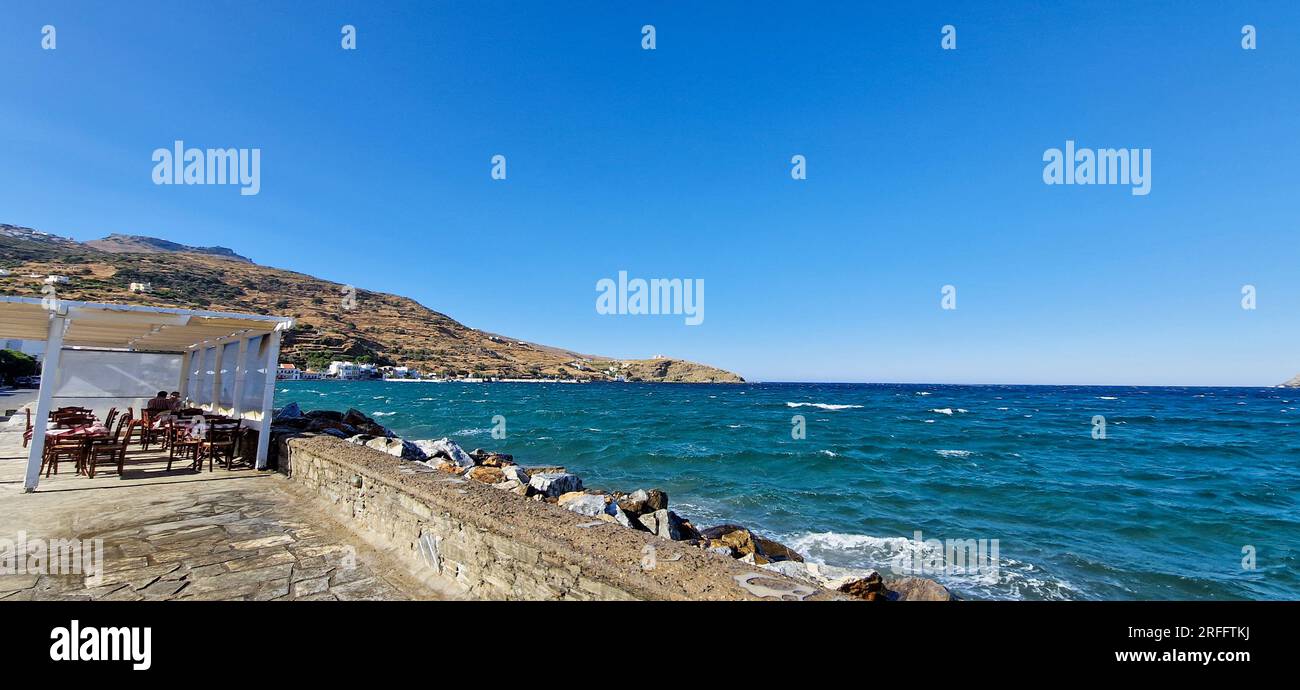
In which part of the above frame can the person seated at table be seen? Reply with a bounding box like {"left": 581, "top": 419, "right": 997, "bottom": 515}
{"left": 167, "top": 391, "right": 183, "bottom": 412}
{"left": 145, "top": 391, "right": 171, "bottom": 416}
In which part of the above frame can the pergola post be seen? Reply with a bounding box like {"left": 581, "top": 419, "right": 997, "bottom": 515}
{"left": 24, "top": 312, "right": 68, "bottom": 492}
{"left": 253, "top": 328, "right": 283, "bottom": 470}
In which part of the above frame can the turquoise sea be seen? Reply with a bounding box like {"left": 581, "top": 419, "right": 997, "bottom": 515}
{"left": 276, "top": 381, "right": 1300, "bottom": 600}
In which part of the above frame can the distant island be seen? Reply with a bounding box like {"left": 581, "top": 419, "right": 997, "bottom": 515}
{"left": 0, "top": 223, "right": 743, "bottom": 383}
{"left": 1281, "top": 374, "right": 1300, "bottom": 389}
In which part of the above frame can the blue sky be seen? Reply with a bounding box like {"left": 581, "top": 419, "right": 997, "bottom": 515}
{"left": 2, "top": 1, "right": 1298, "bottom": 385}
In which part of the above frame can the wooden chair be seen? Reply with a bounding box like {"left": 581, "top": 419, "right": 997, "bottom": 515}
{"left": 22, "top": 408, "right": 33, "bottom": 448}
{"left": 85, "top": 414, "right": 131, "bottom": 478}
{"left": 169, "top": 416, "right": 205, "bottom": 471}
{"left": 103, "top": 407, "right": 118, "bottom": 430}
{"left": 200, "top": 420, "right": 242, "bottom": 471}
{"left": 40, "top": 435, "right": 84, "bottom": 477}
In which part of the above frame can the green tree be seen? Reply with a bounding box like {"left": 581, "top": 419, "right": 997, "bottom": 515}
{"left": 0, "top": 349, "right": 39, "bottom": 384}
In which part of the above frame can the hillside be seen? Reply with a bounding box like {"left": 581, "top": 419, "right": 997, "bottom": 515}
{"left": 1280, "top": 375, "right": 1300, "bottom": 389}
{"left": 0, "top": 224, "right": 744, "bottom": 382}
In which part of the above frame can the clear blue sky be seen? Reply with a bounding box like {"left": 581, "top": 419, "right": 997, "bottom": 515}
{"left": 2, "top": 1, "right": 1298, "bottom": 385}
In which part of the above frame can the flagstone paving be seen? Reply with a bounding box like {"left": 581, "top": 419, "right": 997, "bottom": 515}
{"left": 0, "top": 426, "right": 438, "bottom": 601}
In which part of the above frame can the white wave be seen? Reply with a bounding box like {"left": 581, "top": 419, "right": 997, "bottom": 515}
{"left": 786, "top": 531, "right": 1080, "bottom": 601}
{"left": 923, "top": 419, "right": 936, "bottom": 423}
{"left": 452, "top": 427, "right": 488, "bottom": 436}
{"left": 1098, "top": 396, "right": 1119, "bottom": 400}
{"left": 786, "top": 402, "right": 864, "bottom": 410}
{"left": 916, "top": 391, "right": 932, "bottom": 396}
{"left": 930, "top": 408, "right": 953, "bottom": 415}
{"left": 371, "top": 411, "right": 397, "bottom": 417}
{"left": 936, "top": 449, "right": 973, "bottom": 458}
{"left": 818, "top": 450, "right": 838, "bottom": 457}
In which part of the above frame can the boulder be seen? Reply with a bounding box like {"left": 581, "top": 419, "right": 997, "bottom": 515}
{"left": 412, "top": 438, "right": 475, "bottom": 469}
{"left": 698, "top": 524, "right": 802, "bottom": 564}
{"left": 364, "top": 436, "right": 427, "bottom": 461}
{"left": 558, "top": 492, "right": 608, "bottom": 517}
{"left": 838, "top": 573, "right": 888, "bottom": 602}
{"left": 525, "top": 465, "right": 567, "bottom": 475}
{"left": 501, "top": 465, "right": 530, "bottom": 486}
{"left": 528, "top": 472, "right": 583, "bottom": 498}
{"left": 321, "top": 428, "right": 348, "bottom": 439}
{"left": 637, "top": 509, "right": 697, "bottom": 541}
{"left": 883, "top": 576, "right": 957, "bottom": 601}
{"left": 274, "top": 402, "right": 303, "bottom": 420}
{"left": 479, "top": 453, "right": 514, "bottom": 468}
{"left": 617, "top": 488, "right": 669, "bottom": 516}
{"left": 466, "top": 466, "right": 505, "bottom": 484}
{"left": 343, "top": 408, "right": 393, "bottom": 437}
{"left": 492, "top": 479, "right": 529, "bottom": 496}
{"left": 345, "top": 434, "right": 375, "bottom": 445}
{"left": 304, "top": 409, "right": 343, "bottom": 422}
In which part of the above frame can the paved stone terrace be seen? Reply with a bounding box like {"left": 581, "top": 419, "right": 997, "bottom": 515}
{"left": 0, "top": 425, "right": 439, "bottom": 601}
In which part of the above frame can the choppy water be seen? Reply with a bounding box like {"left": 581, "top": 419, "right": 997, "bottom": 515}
{"left": 277, "top": 381, "right": 1300, "bottom": 600}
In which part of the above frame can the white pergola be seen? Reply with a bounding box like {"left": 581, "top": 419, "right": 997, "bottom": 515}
{"left": 1, "top": 296, "right": 294, "bottom": 491}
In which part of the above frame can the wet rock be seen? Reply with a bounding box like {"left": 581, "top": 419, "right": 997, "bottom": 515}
{"left": 525, "top": 465, "right": 567, "bottom": 475}
{"left": 883, "top": 576, "right": 957, "bottom": 601}
{"left": 345, "top": 434, "right": 375, "bottom": 445}
{"left": 466, "top": 466, "right": 505, "bottom": 484}
{"left": 839, "top": 573, "right": 888, "bottom": 601}
{"left": 321, "top": 428, "right": 348, "bottom": 439}
{"left": 617, "top": 488, "right": 669, "bottom": 516}
{"left": 304, "top": 409, "right": 343, "bottom": 422}
{"left": 637, "top": 509, "right": 697, "bottom": 541}
{"left": 413, "top": 438, "right": 475, "bottom": 469}
{"left": 528, "top": 472, "right": 583, "bottom": 498}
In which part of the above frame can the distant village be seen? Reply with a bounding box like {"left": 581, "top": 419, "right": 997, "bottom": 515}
{"left": 275, "top": 360, "right": 641, "bottom": 383}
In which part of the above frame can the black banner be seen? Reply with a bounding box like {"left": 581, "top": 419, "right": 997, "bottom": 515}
{"left": 2, "top": 601, "right": 1290, "bottom": 676}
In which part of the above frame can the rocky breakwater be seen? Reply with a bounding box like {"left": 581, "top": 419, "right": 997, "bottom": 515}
{"left": 271, "top": 404, "right": 956, "bottom": 601}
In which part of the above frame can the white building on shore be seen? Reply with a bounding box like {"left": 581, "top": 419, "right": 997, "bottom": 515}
{"left": 328, "top": 360, "right": 378, "bottom": 380}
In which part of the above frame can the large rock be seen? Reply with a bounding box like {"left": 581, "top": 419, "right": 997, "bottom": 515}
{"left": 413, "top": 438, "right": 475, "bottom": 469}
{"left": 304, "top": 409, "right": 343, "bottom": 422}
{"left": 345, "top": 434, "right": 375, "bottom": 445}
{"left": 492, "top": 479, "right": 529, "bottom": 496}
{"left": 470, "top": 448, "right": 514, "bottom": 466}
{"left": 884, "top": 576, "right": 957, "bottom": 601}
{"left": 617, "top": 488, "right": 669, "bottom": 516}
{"left": 343, "top": 408, "right": 393, "bottom": 437}
{"left": 558, "top": 492, "right": 608, "bottom": 517}
{"left": 466, "top": 466, "right": 505, "bottom": 484}
{"left": 528, "top": 472, "right": 583, "bottom": 498}
{"left": 501, "top": 465, "right": 530, "bottom": 486}
{"left": 364, "top": 436, "right": 427, "bottom": 461}
{"left": 637, "top": 509, "right": 697, "bottom": 541}
{"left": 274, "top": 402, "right": 303, "bottom": 420}
{"left": 838, "top": 573, "right": 888, "bottom": 601}
{"left": 698, "top": 525, "right": 802, "bottom": 564}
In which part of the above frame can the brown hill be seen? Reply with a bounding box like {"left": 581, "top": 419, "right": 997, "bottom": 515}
{"left": 0, "top": 224, "right": 743, "bottom": 382}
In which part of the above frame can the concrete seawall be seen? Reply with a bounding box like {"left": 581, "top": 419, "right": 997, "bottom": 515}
{"left": 276, "top": 434, "right": 843, "bottom": 601}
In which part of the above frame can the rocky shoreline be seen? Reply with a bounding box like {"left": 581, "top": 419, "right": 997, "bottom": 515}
{"left": 272, "top": 403, "right": 956, "bottom": 601}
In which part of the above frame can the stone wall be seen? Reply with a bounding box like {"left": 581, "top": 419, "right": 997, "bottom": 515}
{"left": 276, "top": 434, "right": 841, "bottom": 601}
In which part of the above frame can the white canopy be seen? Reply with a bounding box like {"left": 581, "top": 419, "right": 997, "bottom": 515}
{"left": 0, "top": 296, "right": 294, "bottom": 491}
